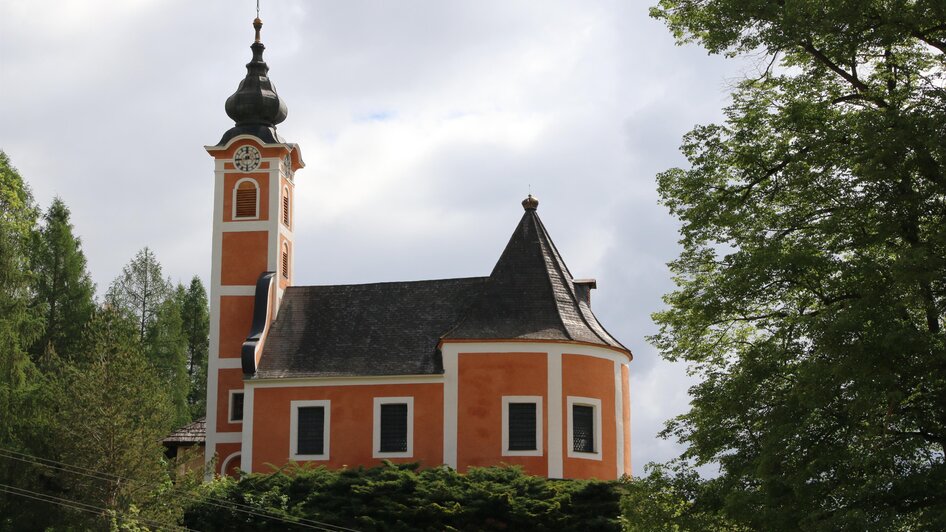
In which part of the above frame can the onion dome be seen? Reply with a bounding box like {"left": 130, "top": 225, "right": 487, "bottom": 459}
{"left": 218, "top": 18, "right": 288, "bottom": 145}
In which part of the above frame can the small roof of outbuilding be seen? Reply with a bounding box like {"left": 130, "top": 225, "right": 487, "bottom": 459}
{"left": 163, "top": 418, "right": 206, "bottom": 446}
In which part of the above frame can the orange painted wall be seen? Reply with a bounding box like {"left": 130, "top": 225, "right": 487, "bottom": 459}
{"left": 622, "top": 364, "right": 631, "bottom": 477}
{"left": 457, "top": 353, "right": 548, "bottom": 476}
{"left": 215, "top": 442, "right": 242, "bottom": 476}
{"left": 562, "top": 354, "right": 616, "bottom": 480}
{"left": 221, "top": 231, "right": 268, "bottom": 285}
{"left": 251, "top": 383, "right": 443, "bottom": 472}
{"left": 219, "top": 295, "right": 254, "bottom": 358}
{"left": 216, "top": 368, "right": 245, "bottom": 433}
{"left": 223, "top": 173, "right": 270, "bottom": 222}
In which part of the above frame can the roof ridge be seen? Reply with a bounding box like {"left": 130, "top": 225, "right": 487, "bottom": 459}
{"left": 291, "top": 276, "right": 489, "bottom": 290}
{"left": 532, "top": 212, "right": 616, "bottom": 347}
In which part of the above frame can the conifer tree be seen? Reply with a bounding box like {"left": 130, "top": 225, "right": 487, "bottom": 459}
{"left": 145, "top": 297, "right": 191, "bottom": 427}
{"left": 50, "top": 307, "right": 176, "bottom": 528}
{"left": 177, "top": 277, "right": 209, "bottom": 419}
{"left": 106, "top": 247, "right": 171, "bottom": 341}
{"left": 29, "top": 197, "right": 95, "bottom": 363}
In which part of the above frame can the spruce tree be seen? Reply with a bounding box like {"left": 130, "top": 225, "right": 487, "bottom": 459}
{"left": 177, "top": 277, "right": 209, "bottom": 419}
{"left": 29, "top": 197, "right": 95, "bottom": 364}
{"left": 145, "top": 297, "right": 191, "bottom": 427}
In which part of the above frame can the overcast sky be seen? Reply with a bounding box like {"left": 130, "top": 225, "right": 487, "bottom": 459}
{"left": 1, "top": 0, "right": 750, "bottom": 473}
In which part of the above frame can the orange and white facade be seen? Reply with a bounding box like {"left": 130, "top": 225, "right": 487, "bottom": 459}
{"left": 204, "top": 18, "right": 631, "bottom": 481}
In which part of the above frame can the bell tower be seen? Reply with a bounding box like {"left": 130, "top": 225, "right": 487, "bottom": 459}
{"left": 204, "top": 16, "right": 303, "bottom": 476}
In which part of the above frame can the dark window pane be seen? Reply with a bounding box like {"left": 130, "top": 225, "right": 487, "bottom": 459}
{"left": 573, "top": 405, "right": 595, "bottom": 453}
{"left": 232, "top": 392, "right": 244, "bottom": 422}
{"left": 380, "top": 403, "right": 408, "bottom": 452}
{"left": 297, "top": 406, "right": 325, "bottom": 455}
{"left": 508, "top": 403, "right": 537, "bottom": 450}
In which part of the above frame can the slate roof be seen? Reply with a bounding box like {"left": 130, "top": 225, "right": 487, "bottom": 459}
{"left": 253, "top": 198, "right": 627, "bottom": 379}
{"left": 163, "top": 418, "right": 206, "bottom": 445}
{"left": 255, "top": 277, "right": 489, "bottom": 378}
{"left": 442, "top": 201, "right": 625, "bottom": 350}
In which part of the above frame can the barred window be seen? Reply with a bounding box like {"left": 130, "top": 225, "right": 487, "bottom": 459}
{"left": 379, "top": 403, "right": 408, "bottom": 453}
{"left": 507, "top": 403, "right": 537, "bottom": 451}
{"left": 297, "top": 406, "right": 325, "bottom": 456}
{"left": 572, "top": 405, "right": 595, "bottom": 453}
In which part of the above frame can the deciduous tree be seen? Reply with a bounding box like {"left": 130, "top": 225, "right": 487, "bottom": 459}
{"left": 651, "top": 0, "right": 946, "bottom": 529}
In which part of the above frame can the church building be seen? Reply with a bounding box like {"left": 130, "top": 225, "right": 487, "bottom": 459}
{"left": 204, "top": 17, "right": 632, "bottom": 480}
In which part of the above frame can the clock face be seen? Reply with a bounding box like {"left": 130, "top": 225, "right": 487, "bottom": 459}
{"left": 234, "top": 146, "right": 261, "bottom": 172}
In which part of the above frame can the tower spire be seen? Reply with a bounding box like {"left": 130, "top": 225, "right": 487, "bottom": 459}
{"left": 217, "top": 7, "right": 288, "bottom": 145}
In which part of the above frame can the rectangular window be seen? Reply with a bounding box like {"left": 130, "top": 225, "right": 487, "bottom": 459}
{"left": 290, "top": 400, "right": 330, "bottom": 460}
{"left": 379, "top": 404, "right": 408, "bottom": 452}
{"left": 229, "top": 391, "right": 244, "bottom": 423}
{"left": 572, "top": 405, "right": 594, "bottom": 453}
{"left": 373, "top": 397, "right": 414, "bottom": 458}
{"left": 567, "top": 396, "right": 602, "bottom": 460}
{"left": 501, "top": 396, "right": 542, "bottom": 456}
{"left": 507, "top": 403, "right": 537, "bottom": 450}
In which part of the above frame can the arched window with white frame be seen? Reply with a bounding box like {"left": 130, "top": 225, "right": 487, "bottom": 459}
{"left": 281, "top": 242, "right": 290, "bottom": 279}
{"left": 232, "top": 178, "right": 260, "bottom": 219}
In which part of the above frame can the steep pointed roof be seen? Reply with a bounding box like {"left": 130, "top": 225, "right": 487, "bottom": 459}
{"left": 443, "top": 196, "right": 626, "bottom": 351}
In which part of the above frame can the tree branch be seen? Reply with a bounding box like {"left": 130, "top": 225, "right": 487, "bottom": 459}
{"left": 800, "top": 41, "right": 888, "bottom": 108}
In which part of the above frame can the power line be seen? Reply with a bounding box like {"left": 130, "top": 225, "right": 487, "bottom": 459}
{"left": 0, "top": 446, "right": 359, "bottom": 532}
{"left": 0, "top": 482, "right": 193, "bottom": 532}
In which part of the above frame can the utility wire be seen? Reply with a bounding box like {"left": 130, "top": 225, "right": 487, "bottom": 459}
{"left": 0, "top": 447, "right": 359, "bottom": 532}
{"left": 0, "top": 482, "right": 193, "bottom": 532}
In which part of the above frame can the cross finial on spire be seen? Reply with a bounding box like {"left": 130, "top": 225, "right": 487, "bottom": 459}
{"left": 254, "top": 0, "right": 262, "bottom": 43}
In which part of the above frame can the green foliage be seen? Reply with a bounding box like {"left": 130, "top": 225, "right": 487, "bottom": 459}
{"left": 650, "top": 1, "right": 946, "bottom": 529}
{"left": 176, "top": 277, "right": 209, "bottom": 419}
{"left": 184, "top": 463, "right": 623, "bottom": 531}
{"left": 29, "top": 197, "right": 96, "bottom": 364}
{"left": 106, "top": 247, "right": 172, "bottom": 342}
{"left": 621, "top": 464, "right": 745, "bottom": 532}
{"left": 48, "top": 307, "right": 177, "bottom": 528}
{"left": 145, "top": 297, "right": 191, "bottom": 427}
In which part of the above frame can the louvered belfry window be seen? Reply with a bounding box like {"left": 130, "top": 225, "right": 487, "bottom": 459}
{"left": 235, "top": 181, "right": 257, "bottom": 218}
{"left": 379, "top": 403, "right": 408, "bottom": 452}
{"left": 508, "top": 403, "right": 537, "bottom": 450}
{"left": 282, "top": 190, "right": 290, "bottom": 226}
{"left": 281, "top": 244, "right": 289, "bottom": 279}
{"left": 297, "top": 406, "right": 325, "bottom": 455}
{"left": 572, "top": 405, "right": 595, "bottom": 453}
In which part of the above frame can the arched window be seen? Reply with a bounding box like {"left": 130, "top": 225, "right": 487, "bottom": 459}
{"left": 281, "top": 242, "right": 290, "bottom": 279}
{"left": 282, "top": 186, "right": 290, "bottom": 227}
{"left": 233, "top": 178, "right": 259, "bottom": 219}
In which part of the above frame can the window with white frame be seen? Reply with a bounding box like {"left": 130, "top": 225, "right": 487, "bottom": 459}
{"left": 566, "top": 396, "right": 602, "bottom": 460}
{"left": 373, "top": 397, "right": 413, "bottom": 458}
{"left": 282, "top": 186, "right": 291, "bottom": 227}
{"left": 290, "top": 400, "right": 330, "bottom": 460}
{"left": 229, "top": 390, "right": 244, "bottom": 423}
{"left": 501, "top": 396, "right": 543, "bottom": 456}
{"left": 232, "top": 178, "right": 259, "bottom": 219}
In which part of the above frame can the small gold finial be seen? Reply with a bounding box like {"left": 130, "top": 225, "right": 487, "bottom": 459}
{"left": 522, "top": 194, "right": 539, "bottom": 211}
{"left": 253, "top": 17, "right": 263, "bottom": 43}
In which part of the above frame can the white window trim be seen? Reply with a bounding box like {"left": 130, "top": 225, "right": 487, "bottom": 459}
{"left": 290, "top": 399, "right": 330, "bottom": 461}
{"left": 566, "top": 396, "right": 602, "bottom": 461}
{"left": 501, "top": 396, "right": 543, "bottom": 457}
{"left": 228, "top": 390, "right": 244, "bottom": 424}
{"left": 232, "top": 177, "right": 260, "bottom": 220}
{"left": 372, "top": 397, "right": 414, "bottom": 459}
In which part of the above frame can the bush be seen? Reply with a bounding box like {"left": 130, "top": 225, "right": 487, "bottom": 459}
{"left": 183, "top": 462, "right": 622, "bottom": 531}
